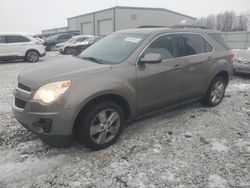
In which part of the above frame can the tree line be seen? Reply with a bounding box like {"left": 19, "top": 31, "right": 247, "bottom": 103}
{"left": 195, "top": 11, "right": 249, "bottom": 31}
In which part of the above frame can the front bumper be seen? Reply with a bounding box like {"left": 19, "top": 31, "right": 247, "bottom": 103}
{"left": 12, "top": 85, "right": 76, "bottom": 147}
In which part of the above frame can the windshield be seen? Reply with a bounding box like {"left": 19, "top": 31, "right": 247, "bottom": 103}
{"left": 67, "top": 37, "right": 76, "bottom": 43}
{"left": 80, "top": 33, "right": 147, "bottom": 64}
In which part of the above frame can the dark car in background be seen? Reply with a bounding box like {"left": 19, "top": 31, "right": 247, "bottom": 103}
{"left": 44, "top": 33, "right": 76, "bottom": 51}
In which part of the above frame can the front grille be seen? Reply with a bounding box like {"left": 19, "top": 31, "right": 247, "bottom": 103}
{"left": 15, "top": 97, "right": 26, "bottom": 109}
{"left": 18, "top": 83, "right": 31, "bottom": 92}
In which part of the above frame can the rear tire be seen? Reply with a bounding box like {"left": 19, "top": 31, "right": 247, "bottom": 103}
{"left": 202, "top": 76, "right": 226, "bottom": 107}
{"left": 76, "top": 101, "right": 124, "bottom": 150}
{"left": 25, "top": 50, "right": 39, "bottom": 62}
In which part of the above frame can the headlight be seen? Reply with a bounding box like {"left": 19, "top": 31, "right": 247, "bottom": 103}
{"left": 34, "top": 81, "right": 71, "bottom": 104}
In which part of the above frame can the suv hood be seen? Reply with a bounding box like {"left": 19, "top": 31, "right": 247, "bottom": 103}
{"left": 18, "top": 55, "right": 111, "bottom": 89}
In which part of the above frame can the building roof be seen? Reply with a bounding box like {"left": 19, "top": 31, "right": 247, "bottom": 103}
{"left": 67, "top": 6, "right": 196, "bottom": 20}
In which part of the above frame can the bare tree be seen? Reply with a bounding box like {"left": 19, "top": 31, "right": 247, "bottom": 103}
{"left": 234, "top": 14, "right": 248, "bottom": 31}
{"left": 195, "top": 11, "right": 248, "bottom": 31}
{"left": 206, "top": 15, "right": 216, "bottom": 30}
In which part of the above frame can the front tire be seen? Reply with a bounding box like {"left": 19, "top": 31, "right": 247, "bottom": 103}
{"left": 25, "top": 50, "right": 40, "bottom": 62}
{"left": 202, "top": 76, "right": 226, "bottom": 107}
{"left": 76, "top": 101, "right": 124, "bottom": 150}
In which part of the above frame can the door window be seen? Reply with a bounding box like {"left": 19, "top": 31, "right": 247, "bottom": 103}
{"left": 181, "top": 34, "right": 206, "bottom": 56}
{"left": 143, "top": 34, "right": 182, "bottom": 60}
{"left": 5, "top": 35, "right": 30, "bottom": 43}
{"left": 204, "top": 39, "right": 213, "bottom": 52}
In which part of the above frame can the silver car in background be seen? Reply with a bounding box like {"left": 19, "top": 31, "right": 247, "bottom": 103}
{"left": 233, "top": 49, "right": 250, "bottom": 75}
{"left": 55, "top": 35, "right": 94, "bottom": 54}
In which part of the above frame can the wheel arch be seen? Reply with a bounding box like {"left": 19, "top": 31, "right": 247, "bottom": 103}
{"left": 25, "top": 49, "right": 40, "bottom": 57}
{"left": 72, "top": 93, "right": 131, "bottom": 135}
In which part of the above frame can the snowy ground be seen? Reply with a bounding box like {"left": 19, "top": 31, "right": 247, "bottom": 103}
{"left": 0, "top": 52, "right": 250, "bottom": 188}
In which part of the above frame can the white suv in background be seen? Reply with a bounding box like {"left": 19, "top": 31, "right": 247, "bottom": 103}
{"left": 0, "top": 33, "right": 46, "bottom": 62}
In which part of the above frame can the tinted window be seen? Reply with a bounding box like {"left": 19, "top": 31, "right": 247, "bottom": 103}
{"left": 204, "top": 39, "right": 213, "bottom": 52}
{"left": 59, "top": 34, "right": 72, "bottom": 40}
{"left": 0, "top": 36, "right": 5, "bottom": 43}
{"left": 5, "top": 35, "right": 30, "bottom": 43}
{"left": 182, "top": 34, "right": 205, "bottom": 56}
{"left": 144, "top": 34, "right": 182, "bottom": 60}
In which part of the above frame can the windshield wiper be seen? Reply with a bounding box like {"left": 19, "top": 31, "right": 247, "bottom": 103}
{"left": 82, "top": 56, "right": 104, "bottom": 64}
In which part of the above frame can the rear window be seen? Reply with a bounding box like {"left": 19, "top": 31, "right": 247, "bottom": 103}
{"left": 5, "top": 35, "right": 30, "bottom": 43}
{"left": 207, "top": 33, "right": 229, "bottom": 49}
{"left": 181, "top": 34, "right": 206, "bottom": 55}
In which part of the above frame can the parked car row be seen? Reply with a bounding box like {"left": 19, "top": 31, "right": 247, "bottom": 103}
{"left": 43, "top": 33, "right": 78, "bottom": 51}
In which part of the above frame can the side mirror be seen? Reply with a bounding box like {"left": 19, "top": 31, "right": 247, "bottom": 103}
{"left": 140, "top": 53, "right": 162, "bottom": 64}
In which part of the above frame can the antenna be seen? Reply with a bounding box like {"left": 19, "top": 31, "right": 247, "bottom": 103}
{"left": 115, "top": 0, "right": 118, "bottom": 6}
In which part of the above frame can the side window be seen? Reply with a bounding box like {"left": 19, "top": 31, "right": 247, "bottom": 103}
{"left": 204, "top": 39, "right": 213, "bottom": 52}
{"left": 0, "top": 36, "right": 5, "bottom": 43}
{"left": 5, "top": 35, "right": 30, "bottom": 43}
{"left": 59, "top": 34, "right": 72, "bottom": 40}
{"left": 181, "top": 34, "right": 205, "bottom": 56}
{"left": 144, "top": 34, "right": 182, "bottom": 60}
{"left": 77, "top": 37, "right": 88, "bottom": 42}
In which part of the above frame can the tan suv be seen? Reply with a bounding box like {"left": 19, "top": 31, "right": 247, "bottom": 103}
{"left": 13, "top": 27, "right": 234, "bottom": 150}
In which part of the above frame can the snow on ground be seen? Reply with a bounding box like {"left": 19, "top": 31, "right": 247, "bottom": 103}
{"left": 0, "top": 52, "right": 250, "bottom": 187}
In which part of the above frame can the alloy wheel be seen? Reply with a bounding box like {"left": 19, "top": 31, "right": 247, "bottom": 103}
{"left": 90, "top": 109, "right": 121, "bottom": 145}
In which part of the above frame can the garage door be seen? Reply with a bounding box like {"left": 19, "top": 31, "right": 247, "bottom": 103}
{"left": 81, "top": 22, "right": 92, "bottom": 35}
{"left": 98, "top": 19, "right": 113, "bottom": 36}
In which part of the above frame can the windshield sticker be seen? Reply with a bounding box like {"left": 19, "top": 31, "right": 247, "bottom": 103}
{"left": 124, "top": 37, "right": 141, "bottom": 43}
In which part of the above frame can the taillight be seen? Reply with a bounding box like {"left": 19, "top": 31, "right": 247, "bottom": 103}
{"left": 229, "top": 51, "right": 235, "bottom": 63}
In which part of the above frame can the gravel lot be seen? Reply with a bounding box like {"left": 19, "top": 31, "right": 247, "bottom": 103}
{"left": 0, "top": 52, "right": 249, "bottom": 188}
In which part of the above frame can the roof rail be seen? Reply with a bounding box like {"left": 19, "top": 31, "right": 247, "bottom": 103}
{"left": 171, "top": 25, "right": 209, "bottom": 29}
{"left": 137, "top": 25, "right": 170, "bottom": 28}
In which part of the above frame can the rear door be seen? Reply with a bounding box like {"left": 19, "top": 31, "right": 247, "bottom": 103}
{"left": 179, "top": 33, "right": 213, "bottom": 100}
{"left": 136, "top": 34, "right": 184, "bottom": 114}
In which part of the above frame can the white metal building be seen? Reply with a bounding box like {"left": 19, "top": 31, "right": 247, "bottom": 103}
{"left": 67, "top": 6, "right": 196, "bottom": 36}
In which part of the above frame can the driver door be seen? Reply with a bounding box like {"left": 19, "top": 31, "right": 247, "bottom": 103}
{"left": 136, "top": 34, "right": 185, "bottom": 115}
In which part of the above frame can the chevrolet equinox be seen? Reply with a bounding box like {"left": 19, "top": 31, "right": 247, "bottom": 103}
{"left": 13, "top": 28, "right": 234, "bottom": 150}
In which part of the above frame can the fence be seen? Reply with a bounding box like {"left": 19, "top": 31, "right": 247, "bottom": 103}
{"left": 222, "top": 31, "right": 250, "bottom": 49}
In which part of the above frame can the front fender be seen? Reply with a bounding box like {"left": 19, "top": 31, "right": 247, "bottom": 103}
{"left": 63, "top": 74, "right": 136, "bottom": 126}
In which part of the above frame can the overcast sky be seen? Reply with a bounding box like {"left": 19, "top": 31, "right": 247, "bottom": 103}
{"left": 0, "top": 0, "right": 249, "bottom": 34}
